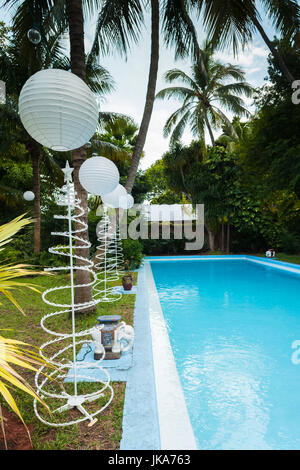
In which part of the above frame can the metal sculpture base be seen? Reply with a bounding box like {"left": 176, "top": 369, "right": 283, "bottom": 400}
{"left": 54, "top": 395, "right": 100, "bottom": 427}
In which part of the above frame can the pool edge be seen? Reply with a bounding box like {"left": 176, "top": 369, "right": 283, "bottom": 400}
{"left": 145, "top": 261, "right": 198, "bottom": 450}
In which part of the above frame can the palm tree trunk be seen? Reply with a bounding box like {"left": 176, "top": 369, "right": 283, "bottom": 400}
{"left": 31, "top": 142, "right": 41, "bottom": 255}
{"left": 207, "top": 227, "right": 215, "bottom": 251}
{"left": 221, "top": 222, "right": 224, "bottom": 253}
{"left": 204, "top": 113, "right": 215, "bottom": 146}
{"left": 253, "top": 17, "right": 295, "bottom": 85}
{"left": 125, "top": 0, "right": 159, "bottom": 193}
{"left": 66, "top": 0, "right": 95, "bottom": 313}
{"left": 226, "top": 223, "right": 230, "bottom": 254}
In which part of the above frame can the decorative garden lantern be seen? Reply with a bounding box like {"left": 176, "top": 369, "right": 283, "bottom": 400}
{"left": 19, "top": 69, "right": 98, "bottom": 151}
{"left": 23, "top": 191, "right": 35, "bottom": 201}
{"left": 79, "top": 156, "right": 119, "bottom": 196}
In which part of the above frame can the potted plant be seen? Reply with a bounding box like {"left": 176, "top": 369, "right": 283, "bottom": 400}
{"left": 122, "top": 273, "right": 133, "bottom": 291}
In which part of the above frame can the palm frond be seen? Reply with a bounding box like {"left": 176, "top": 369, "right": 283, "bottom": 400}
{"left": 163, "top": 102, "right": 195, "bottom": 137}
{"left": 215, "top": 81, "right": 254, "bottom": 98}
{"left": 261, "top": 0, "right": 300, "bottom": 36}
{"left": 169, "top": 109, "right": 192, "bottom": 146}
{"left": 161, "top": 0, "right": 203, "bottom": 62}
{"left": 156, "top": 86, "right": 195, "bottom": 101}
{"left": 164, "top": 68, "right": 199, "bottom": 89}
{"left": 88, "top": 0, "right": 144, "bottom": 60}
{"left": 192, "top": 0, "right": 256, "bottom": 54}
{"left": 91, "top": 139, "right": 132, "bottom": 163}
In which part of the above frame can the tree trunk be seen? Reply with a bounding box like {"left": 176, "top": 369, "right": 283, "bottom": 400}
{"left": 226, "top": 223, "right": 230, "bottom": 254}
{"left": 207, "top": 228, "right": 215, "bottom": 251}
{"left": 125, "top": 0, "right": 159, "bottom": 193}
{"left": 221, "top": 222, "right": 224, "bottom": 253}
{"left": 31, "top": 141, "right": 41, "bottom": 255}
{"left": 253, "top": 17, "right": 295, "bottom": 85}
{"left": 204, "top": 113, "right": 215, "bottom": 146}
{"left": 66, "top": 0, "right": 95, "bottom": 313}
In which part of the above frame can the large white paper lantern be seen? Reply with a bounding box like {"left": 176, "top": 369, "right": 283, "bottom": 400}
{"left": 79, "top": 156, "right": 119, "bottom": 196}
{"left": 23, "top": 191, "right": 35, "bottom": 201}
{"left": 102, "top": 184, "right": 127, "bottom": 209}
{"left": 19, "top": 69, "right": 98, "bottom": 151}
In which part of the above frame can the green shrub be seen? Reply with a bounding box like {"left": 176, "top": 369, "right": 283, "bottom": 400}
{"left": 121, "top": 238, "right": 144, "bottom": 270}
{"left": 279, "top": 231, "right": 300, "bottom": 254}
{"left": 0, "top": 247, "right": 22, "bottom": 263}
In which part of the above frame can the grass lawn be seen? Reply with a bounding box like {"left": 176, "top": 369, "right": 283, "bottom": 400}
{"left": 0, "top": 271, "right": 137, "bottom": 450}
{"left": 254, "top": 253, "right": 300, "bottom": 265}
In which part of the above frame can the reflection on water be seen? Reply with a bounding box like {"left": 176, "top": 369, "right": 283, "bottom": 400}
{"left": 151, "top": 260, "right": 300, "bottom": 450}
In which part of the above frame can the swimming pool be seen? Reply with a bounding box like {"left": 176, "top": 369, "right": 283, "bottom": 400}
{"left": 148, "top": 256, "right": 300, "bottom": 450}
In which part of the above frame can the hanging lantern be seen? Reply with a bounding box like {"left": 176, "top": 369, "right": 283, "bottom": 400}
{"left": 102, "top": 184, "right": 127, "bottom": 209}
{"left": 18, "top": 69, "right": 98, "bottom": 151}
{"left": 126, "top": 193, "right": 134, "bottom": 209}
{"left": 23, "top": 191, "right": 35, "bottom": 201}
{"left": 79, "top": 156, "right": 119, "bottom": 196}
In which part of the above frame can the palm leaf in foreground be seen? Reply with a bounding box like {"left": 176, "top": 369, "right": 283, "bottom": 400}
{"left": 0, "top": 215, "right": 52, "bottom": 443}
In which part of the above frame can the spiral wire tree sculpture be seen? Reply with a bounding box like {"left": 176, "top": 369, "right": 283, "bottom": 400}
{"left": 94, "top": 207, "right": 122, "bottom": 302}
{"left": 34, "top": 162, "right": 113, "bottom": 427}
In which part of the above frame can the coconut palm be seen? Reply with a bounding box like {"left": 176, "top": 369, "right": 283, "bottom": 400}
{"left": 93, "top": 0, "right": 299, "bottom": 195}
{"left": 90, "top": 0, "right": 205, "bottom": 194}
{"left": 156, "top": 42, "right": 254, "bottom": 146}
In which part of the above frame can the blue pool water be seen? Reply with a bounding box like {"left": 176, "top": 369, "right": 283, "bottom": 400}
{"left": 150, "top": 259, "right": 300, "bottom": 450}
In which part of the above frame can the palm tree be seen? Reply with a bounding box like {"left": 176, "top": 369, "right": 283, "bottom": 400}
{"left": 93, "top": 0, "right": 299, "bottom": 195}
{"left": 100, "top": 115, "right": 139, "bottom": 150}
{"left": 193, "top": 0, "right": 299, "bottom": 84}
{"left": 91, "top": 0, "right": 205, "bottom": 194}
{"left": 156, "top": 42, "right": 254, "bottom": 146}
{"left": 0, "top": 15, "right": 114, "bottom": 254}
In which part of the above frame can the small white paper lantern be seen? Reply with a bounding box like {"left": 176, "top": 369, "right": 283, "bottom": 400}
{"left": 23, "top": 191, "right": 35, "bottom": 201}
{"left": 79, "top": 156, "right": 119, "bottom": 196}
{"left": 102, "top": 184, "right": 127, "bottom": 209}
{"left": 19, "top": 69, "right": 98, "bottom": 151}
{"left": 126, "top": 194, "right": 134, "bottom": 209}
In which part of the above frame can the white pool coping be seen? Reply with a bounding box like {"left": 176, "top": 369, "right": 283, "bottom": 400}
{"left": 147, "top": 255, "right": 300, "bottom": 276}
{"left": 145, "top": 261, "right": 198, "bottom": 450}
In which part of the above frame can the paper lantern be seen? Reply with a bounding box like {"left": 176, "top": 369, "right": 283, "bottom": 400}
{"left": 23, "top": 191, "right": 35, "bottom": 201}
{"left": 126, "top": 194, "right": 134, "bottom": 209}
{"left": 19, "top": 69, "right": 98, "bottom": 151}
{"left": 102, "top": 184, "right": 127, "bottom": 209}
{"left": 79, "top": 156, "right": 119, "bottom": 196}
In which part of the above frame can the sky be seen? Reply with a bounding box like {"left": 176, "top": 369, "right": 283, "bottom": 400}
{"left": 1, "top": 2, "right": 277, "bottom": 170}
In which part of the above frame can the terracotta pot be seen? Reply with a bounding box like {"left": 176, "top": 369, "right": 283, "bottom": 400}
{"left": 122, "top": 274, "right": 133, "bottom": 291}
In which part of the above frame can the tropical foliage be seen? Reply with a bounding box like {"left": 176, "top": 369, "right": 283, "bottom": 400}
{"left": 0, "top": 215, "right": 49, "bottom": 435}
{"left": 156, "top": 42, "right": 254, "bottom": 146}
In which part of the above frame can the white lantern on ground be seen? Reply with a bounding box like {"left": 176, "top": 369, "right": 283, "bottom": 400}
{"left": 79, "top": 156, "right": 119, "bottom": 196}
{"left": 102, "top": 184, "right": 127, "bottom": 209}
{"left": 19, "top": 69, "right": 98, "bottom": 151}
{"left": 126, "top": 194, "right": 134, "bottom": 209}
{"left": 23, "top": 191, "right": 35, "bottom": 201}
